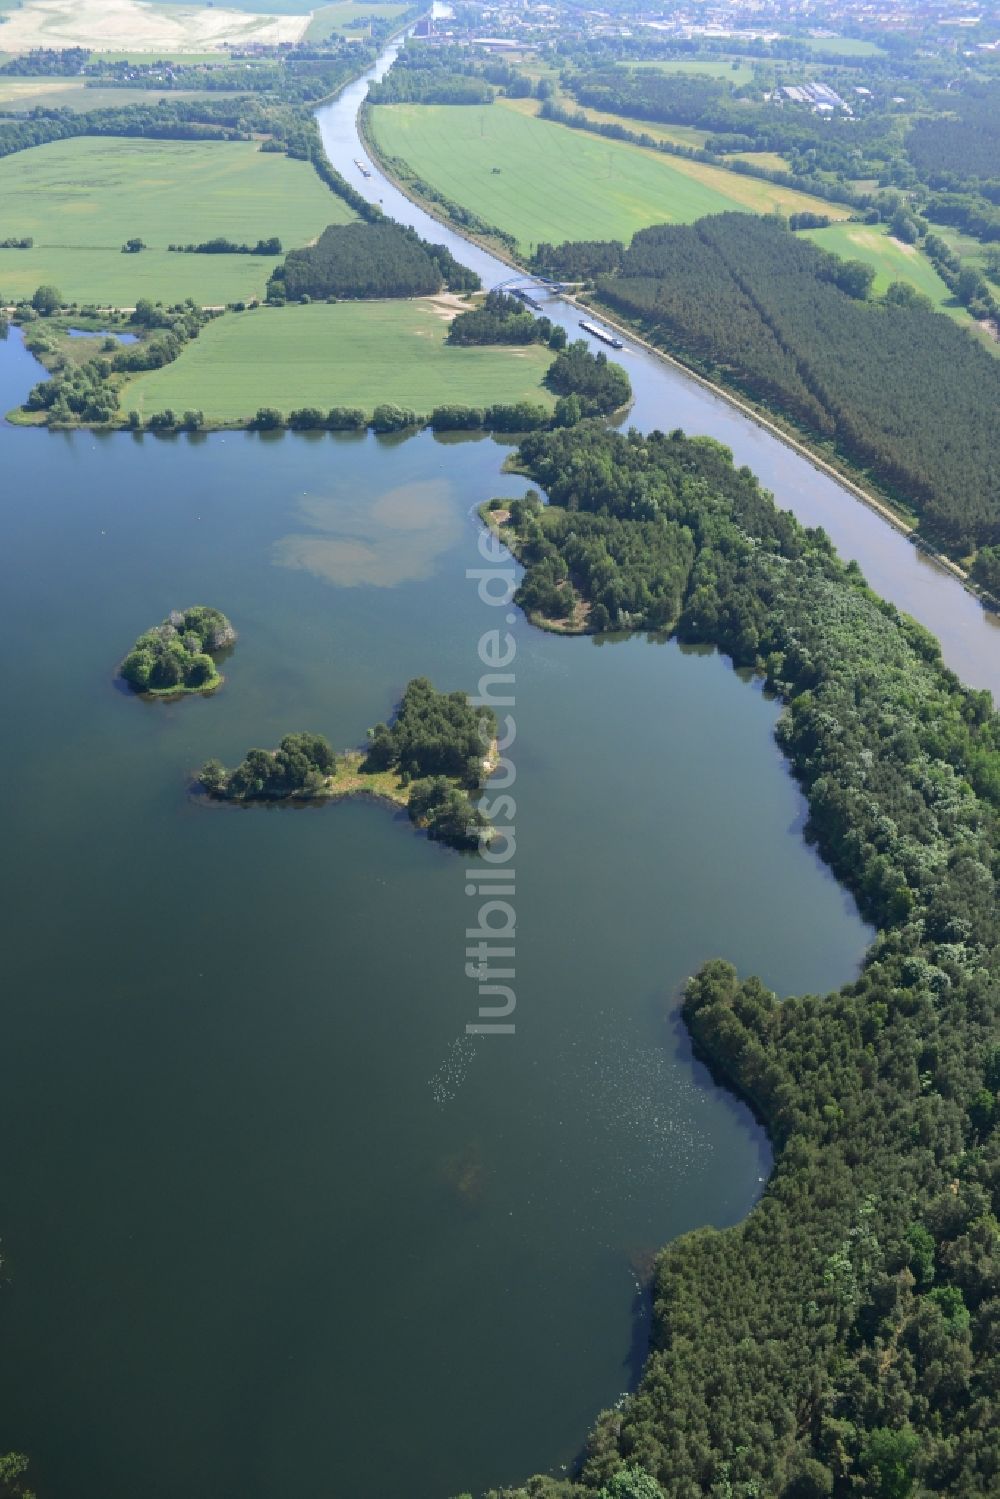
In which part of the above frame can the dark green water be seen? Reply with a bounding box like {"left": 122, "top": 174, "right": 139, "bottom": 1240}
{"left": 0, "top": 332, "right": 870, "bottom": 1498}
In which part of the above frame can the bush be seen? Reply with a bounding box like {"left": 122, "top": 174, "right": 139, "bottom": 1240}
{"left": 31, "top": 283, "right": 61, "bottom": 314}
{"left": 430, "top": 404, "right": 483, "bottom": 431}
{"left": 372, "top": 403, "right": 419, "bottom": 433}
{"left": 407, "top": 776, "right": 489, "bottom": 850}
{"left": 484, "top": 401, "right": 551, "bottom": 432}
{"left": 250, "top": 406, "right": 284, "bottom": 430}
{"left": 288, "top": 406, "right": 326, "bottom": 430}
{"left": 327, "top": 406, "right": 368, "bottom": 431}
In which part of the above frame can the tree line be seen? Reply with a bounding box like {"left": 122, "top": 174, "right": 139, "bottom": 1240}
{"left": 168, "top": 236, "right": 282, "bottom": 256}
{"left": 483, "top": 418, "right": 1000, "bottom": 1499}
{"left": 365, "top": 40, "right": 545, "bottom": 106}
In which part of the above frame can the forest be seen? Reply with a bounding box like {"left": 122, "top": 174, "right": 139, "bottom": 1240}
{"left": 544, "top": 340, "right": 632, "bottom": 416}
{"left": 447, "top": 289, "right": 566, "bottom": 349}
{"left": 364, "top": 672, "right": 498, "bottom": 850}
{"left": 906, "top": 82, "right": 1000, "bottom": 196}
{"left": 486, "top": 420, "right": 1000, "bottom": 1499}
{"left": 364, "top": 675, "right": 496, "bottom": 788}
{"left": 120, "top": 606, "right": 236, "bottom": 695}
{"left": 584, "top": 213, "right": 1000, "bottom": 553}
{"left": 365, "top": 40, "right": 534, "bottom": 105}
{"left": 368, "top": 68, "right": 494, "bottom": 105}
{"left": 269, "top": 220, "right": 479, "bottom": 300}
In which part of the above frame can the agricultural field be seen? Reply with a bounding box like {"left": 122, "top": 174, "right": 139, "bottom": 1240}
{"left": 802, "top": 222, "right": 961, "bottom": 316}
{"left": 368, "top": 97, "right": 851, "bottom": 256}
{"left": 121, "top": 300, "right": 558, "bottom": 420}
{"left": 306, "top": 1, "right": 410, "bottom": 41}
{"left": 794, "top": 34, "right": 885, "bottom": 57}
{"left": 0, "top": 136, "right": 349, "bottom": 304}
{"left": 730, "top": 150, "right": 790, "bottom": 172}
{"left": 629, "top": 59, "right": 757, "bottom": 84}
{"left": 0, "top": 75, "right": 230, "bottom": 110}
{"left": 0, "top": 0, "right": 308, "bottom": 54}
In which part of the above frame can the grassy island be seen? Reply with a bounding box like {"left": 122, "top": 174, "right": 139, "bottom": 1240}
{"left": 199, "top": 678, "right": 498, "bottom": 852}
{"left": 120, "top": 606, "right": 236, "bottom": 696}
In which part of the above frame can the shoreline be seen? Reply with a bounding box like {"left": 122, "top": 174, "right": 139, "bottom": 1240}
{"left": 199, "top": 739, "right": 500, "bottom": 814}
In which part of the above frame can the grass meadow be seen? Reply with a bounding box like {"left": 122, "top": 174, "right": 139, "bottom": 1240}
{"left": 629, "top": 59, "right": 757, "bottom": 84}
{"left": 121, "top": 300, "right": 558, "bottom": 421}
{"left": 0, "top": 136, "right": 348, "bottom": 304}
{"left": 796, "top": 35, "right": 885, "bottom": 57}
{"left": 368, "top": 98, "right": 850, "bottom": 255}
{"left": 803, "top": 223, "right": 962, "bottom": 317}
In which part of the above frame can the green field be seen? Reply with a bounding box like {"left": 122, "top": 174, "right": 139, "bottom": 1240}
{"left": 121, "top": 300, "right": 558, "bottom": 420}
{"left": 803, "top": 223, "right": 961, "bottom": 316}
{"left": 368, "top": 98, "right": 850, "bottom": 254}
{"left": 0, "top": 136, "right": 349, "bottom": 304}
{"left": 630, "top": 59, "right": 756, "bottom": 84}
{"left": 795, "top": 35, "right": 885, "bottom": 57}
{"left": 0, "top": 75, "right": 230, "bottom": 111}
{"left": 731, "top": 149, "right": 790, "bottom": 172}
{"left": 306, "top": 2, "right": 409, "bottom": 40}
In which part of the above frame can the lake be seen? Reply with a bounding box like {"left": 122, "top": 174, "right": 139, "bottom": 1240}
{"left": 0, "top": 328, "right": 870, "bottom": 1498}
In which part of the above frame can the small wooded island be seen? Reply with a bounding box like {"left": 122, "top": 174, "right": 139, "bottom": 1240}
{"left": 120, "top": 606, "right": 237, "bottom": 695}
{"left": 199, "top": 678, "right": 498, "bottom": 852}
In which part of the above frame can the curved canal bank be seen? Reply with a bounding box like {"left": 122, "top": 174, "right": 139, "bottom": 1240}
{"left": 317, "top": 45, "right": 1000, "bottom": 697}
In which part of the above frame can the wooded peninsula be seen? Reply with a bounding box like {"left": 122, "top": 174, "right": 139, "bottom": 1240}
{"left": 484, "top": 420, "right": 999, "bottom": 1499}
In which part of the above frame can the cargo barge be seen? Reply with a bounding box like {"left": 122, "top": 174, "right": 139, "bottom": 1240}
{"left": 579, "top": 319, "right": 624, "bottom": 350}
